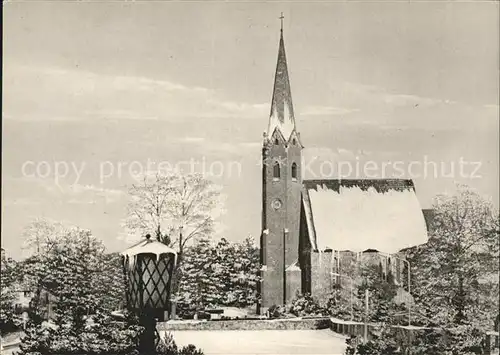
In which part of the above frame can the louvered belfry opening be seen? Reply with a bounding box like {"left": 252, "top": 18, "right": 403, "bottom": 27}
{"left": 122, "top": 252, "right": 176, "bottom": 320}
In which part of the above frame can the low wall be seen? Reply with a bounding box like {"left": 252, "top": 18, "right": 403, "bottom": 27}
{"left": 330, "top": 318, "right": 373, "bottom": 339}
{"left": 329, "top": 317, "right": 405, "bottom": 343}
{"left": 158, "top": 317, "right": 331, "bottom": 331}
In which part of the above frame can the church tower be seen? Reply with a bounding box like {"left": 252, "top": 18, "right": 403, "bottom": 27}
{"left": 259, "top": 17, "right": 303, "bottom": 314}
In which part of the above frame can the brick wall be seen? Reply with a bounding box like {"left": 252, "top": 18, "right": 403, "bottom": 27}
{"left": 260, "top": 131, "right": 302, "bottom": 312}
{"left": 285, "top": 141, "right": 302, "bottom": 268}
{"left": 299, "top": 205, "right": 312, "bottom": 295}
{"left": 285, "top": 266, "right": 301, "bottom": 303}
{"left": 259, "top": 266, "right": 283, "bottom": 314}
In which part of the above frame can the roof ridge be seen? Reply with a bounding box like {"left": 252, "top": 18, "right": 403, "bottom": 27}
{"left": 303, "top": 179, "right": 415, "bottom": 193}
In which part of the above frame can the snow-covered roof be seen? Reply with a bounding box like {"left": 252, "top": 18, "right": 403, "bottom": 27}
{"left": 121, "top": 237, "right": 177, "bottom": 260}
{"left": 268, "top": 103, "right": 295, "bottom": 141}
{"left": 302, "top": 179, "right": 428, "bottom": 254}
{"left": 285, "top": 260, "right": 301, "bottom": 271}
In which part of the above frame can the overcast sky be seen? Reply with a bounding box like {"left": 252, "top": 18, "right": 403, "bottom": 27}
{"left": 2, "top": 1, "right": 499, "bottom": 258}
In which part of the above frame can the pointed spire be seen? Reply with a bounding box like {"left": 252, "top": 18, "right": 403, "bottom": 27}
{"left": 267, "top": 14, "right": 296, "bottom": 141}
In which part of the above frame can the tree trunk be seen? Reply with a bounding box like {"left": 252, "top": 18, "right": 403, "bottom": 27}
{"left": 169, "top": 252, "right": 183, "bottom": 320}
{"left": 28, "top": 274, "right": 45, "bottom": 324}
{"left": 454, "top": 275, "right": 467, "bottom": 324}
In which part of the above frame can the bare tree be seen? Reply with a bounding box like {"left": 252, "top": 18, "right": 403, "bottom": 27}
{"left": 22, "top": 217, "right": 68, "bottom": 256}
{"left": 125, "top": 172, "right": 178, "bottom": 242}
{"left": 125, "top": 171, "right": 224, "bottom": 258}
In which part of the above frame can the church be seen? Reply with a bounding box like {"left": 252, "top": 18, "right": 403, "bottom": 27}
{"left": 258, "top": 23, "right": 430, "bottom": 314}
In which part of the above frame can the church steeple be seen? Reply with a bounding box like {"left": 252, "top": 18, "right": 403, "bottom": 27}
{"left": 267, "top": 14, "right": 296, "bottom": 141}
{"left": 259, "top": 15, "right": 303, "bottom": 314}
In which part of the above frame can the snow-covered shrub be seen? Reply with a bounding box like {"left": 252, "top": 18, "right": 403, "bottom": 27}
{"left": 266, "top": 294, "right": 328, "bottom": 319}
{"left": 326, "top": 288, "right": 357, "bottom": 320}
{"left": 17, "top": 228, "right": 143, "bottom": 355}
{"left": 287, "top": 294, "right": 327, "bottom": 317}
{"left": 343, "top": 324, "right": 401, "bottom": 355}
{"left": 267, "top": 304, "right": 288, "bottom": 319}
{"left": 1, "top": 252, "right": 23, "bottom": 334}
{"left": 17, "top": 310, "right": 143, "bottom": 355}
{"left": 175, "top": 236, "right": 260, "bottom": 317}
{"left": 156, "top": 332, "right": 204, "bottom": 355}
{"left": 17, "top": 321, "right": 56, "bottom": 355}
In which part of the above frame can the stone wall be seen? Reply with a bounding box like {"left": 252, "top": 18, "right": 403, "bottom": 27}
{"left": 158, "top": 317, "right": 331, "bottom": 331}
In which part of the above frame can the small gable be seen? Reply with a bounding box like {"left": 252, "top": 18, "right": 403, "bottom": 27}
{"left": 288, "top": 130, "right": 303, "bottom": 148}
{"left": 269, "top": 126, "right": 286, "bottom": 146}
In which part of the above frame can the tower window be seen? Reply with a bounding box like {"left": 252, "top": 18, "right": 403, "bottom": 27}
{"left": 291, "top": 162, "right": 298, "bottom": 180}
{"left": 273, "top": 162, "right": 280, "bottom": 179}
{"left": 292, "top": 138, "right": 296, "bottom": 145}
{"left": 274, "top": 138, "right": 279, "bottom": 145}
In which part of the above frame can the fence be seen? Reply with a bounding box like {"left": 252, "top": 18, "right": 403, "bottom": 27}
{"left": 330, "top": 318, "right": 500, "bottom": 355}
{"left": 485, "top": 331, "right": 500, "bottom": 355}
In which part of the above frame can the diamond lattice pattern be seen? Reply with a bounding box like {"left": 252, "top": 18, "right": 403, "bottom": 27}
{"left": 124, "top": 254, "right": 174, "bottom": 311}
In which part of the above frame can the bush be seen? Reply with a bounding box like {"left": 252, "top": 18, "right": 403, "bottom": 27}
{"left": 175, "top": 237, "right": 260, "bottom": 316}
{"left": 266, "top": 294, "right": 329, "bottom": 319}
{"left": 441, "top": 325, "right": 485, "bottom": 355}
{"left": 156, "top": 332, "right": 204, "bottom": 355}
{"left": 326, "top": 288, "right": 355, "bottom": 320}
{"left": 175, "top": 302, "right": 197, "bottom": 319}
{"left": 18, "top": 320, "right": 206, "bottom": 355}
{"left": 344, "top": 324, "right": 489, "bottom": 355}
{"left": 16, "top": 321, "right": 55, "bottom": 355}
{"left": 410, "top": 327, "right": 447, "bottom": 355}
{"left": 17, "top": 311, "right": 143, "bottom": 355}
{"left": 287, "top": 294, "right": 328, "bottom": 317}
{"left": 267, "top": 304, "right": 295, "bottom": 319}
{"left": 344, "top": 324, "right": 401, "bottom": 355}
{"left": 1, "top": 253, "right": 23, "bottom": 335}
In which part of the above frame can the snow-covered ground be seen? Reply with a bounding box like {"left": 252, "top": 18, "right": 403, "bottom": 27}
{"left": 2, "top": 328, "right": 348, "bottom": 355}
{"left": 166, "top": 329, "right": 348, "bottom": 355}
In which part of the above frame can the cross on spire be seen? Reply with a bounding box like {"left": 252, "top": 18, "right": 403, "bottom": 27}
{"left": 267, "top": 13, "right": 296, "bottom": 140}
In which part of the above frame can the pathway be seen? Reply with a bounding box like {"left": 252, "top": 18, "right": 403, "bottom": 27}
{"left": 167, "top": 329, "right": 348, "bottom": 355}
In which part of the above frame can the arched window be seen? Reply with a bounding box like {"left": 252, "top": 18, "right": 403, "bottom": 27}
{"left": 274, "top": 138, "right": 279, "bottom": 145}
{"left": 291, "top": 162, "right": 298, "bottom": 180}
{"left": 273, "top": 162, "right": 280, "bottom": 179}
{"left": 292, "top": 138, "right": 297, "bottom": 145}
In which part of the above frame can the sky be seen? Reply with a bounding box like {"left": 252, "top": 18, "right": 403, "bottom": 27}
{"left": 2, "top": 1, "right": 499, "bottom": 259}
